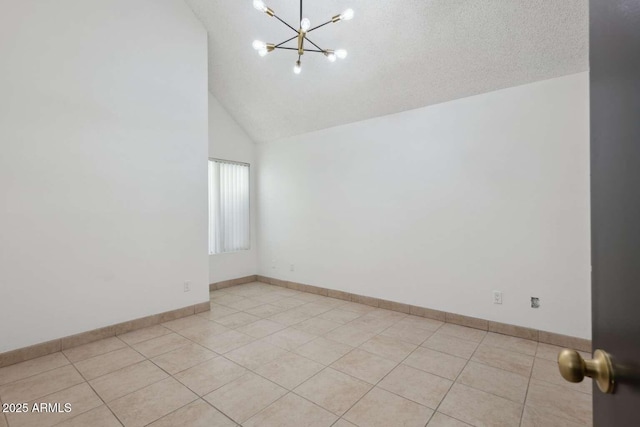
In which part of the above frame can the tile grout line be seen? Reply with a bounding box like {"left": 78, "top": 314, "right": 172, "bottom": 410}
{"left": 0, "top": 366, "right": 85, "bottom": 407}
{"left": 3, "top": 337, "right": 222, "bottom": 425}
{"left": 154, "top": 397, "right": 238, "bottom": 427}
{"left": 476, "top": 342, "right": 591, "bottom": 398}
{"left": 69, "top": 376, "right": 125, "bottom": 427}
{"left": 517, "top": 346, "right": 537, "bottom": 427}
{"left": 115, "top": 326, "right": 173, "bottom": 347}
{"left": 67, "top": 329, "right": 201, "bottom": 426}
{"left": 430, "top": 331, "right": 507, "bottom": 426}
{"left": 381, "top": 321, "right": 458, "bottom": 427}
{"left": 322, "top": 319, "right": 445, "bottom": 426}
{"left": 67, "top": 338, "right": 153, "bottom": 427}
{"left": 460, "top": 333, "right": 545, "bottom": 422}
{"left": 69, "top": 318, "right": 235, "bottom": 426}
{"left": 0, "top": 357, "right": 73, "bottom": 389}
{"left": 433, "top": 330, "right": 542, "bottom": 426}
{"left": 518, "top": 373, "right": 533, "bottom": 427}
{"left": 234, "top": 341, "right": 368, "bottom": 425}
{"left": 199, "top": 366, "right": 281, "bottom": 423}
{"left": 196, "top": 285, "right": 361, "bottom": 424}
{"left": 354, "top": 318, "right": 455, "bottom": 427}
{"left": 116, "top": 290, "right": 320, "bottom": 424}
{"left": 206, "top": 315, "right": 354, "bottom": 422}
{"left": 70, "top": 337, "right": 148, "bottom": 382}
{"left": 416, "top": 334, "right": 480, "bottom": 425}
{"left": 517, "top": 357, "right": 593, "bottom": 426}
{"left": 461, "top": 343, "right": 534, "bottom": 377}
{"left": 63, "top": 337, "right": 129, "bottom": 366}
{"left": 0, "top": 355, "right": 69, "bottom": 427}
{"left": 2, "top": 363, "right": 117, "bottom": 427}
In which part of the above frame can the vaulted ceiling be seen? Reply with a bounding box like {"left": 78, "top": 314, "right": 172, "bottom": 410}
{"left": 185, "top": 0, "right": 588, "bottom": 143}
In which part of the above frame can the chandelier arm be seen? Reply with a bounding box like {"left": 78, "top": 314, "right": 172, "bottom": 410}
{"left": 304, "top": 37, "right": 325, "bottom": 52}
{"left": 306, "top": 20, "right": 333, "bottom": 33}
{"left": 275, "top": 35, "right": 298, "bottom": 48}
{"left": 274, "top": 46, "right": 325, "bottom": 53}
{"left": 272, "top": 14, "right": 299, "bottom": 34}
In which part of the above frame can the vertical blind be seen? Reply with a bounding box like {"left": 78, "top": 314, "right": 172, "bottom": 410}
{"left": 208, "top": 159, "right": 250, "bottom": 254}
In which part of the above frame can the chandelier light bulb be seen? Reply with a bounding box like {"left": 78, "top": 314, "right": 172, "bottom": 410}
{"left": 300, "top": 18, "right": 311, "bottom": 32}
{"left": 258, "top": 48, "right": 268, "bottom": 57}
{"left": 294, "top": 61, "right": 302, "bottom": 74}
{"left": 335, "top": 49, "right": 348, "bottom": 59}
{"left": 340, "top": 8, "right": 354, "bottom": 21}
{"left": 252, "top": 40, "right": 266, "bottom": 50}
{"left": 327, "top": 53, "right": 337, "bottom": 62}
{"left": 253, "top": 0, "right": 268, "bottom": 12}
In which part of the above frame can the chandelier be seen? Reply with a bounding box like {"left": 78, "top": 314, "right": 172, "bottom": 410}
{"left": 251, "top": 0, "right": 354, "bottom": 74}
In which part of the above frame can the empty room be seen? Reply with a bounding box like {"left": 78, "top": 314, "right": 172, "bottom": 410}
{"left": 1, "top": 0, "right": 638, "bottom": 426}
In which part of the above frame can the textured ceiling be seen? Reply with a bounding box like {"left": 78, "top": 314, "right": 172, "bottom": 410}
{"left": 185, "top": 0, "right": 588, "bottom": 143}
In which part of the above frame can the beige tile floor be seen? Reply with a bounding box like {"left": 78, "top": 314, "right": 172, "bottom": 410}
{"left": 0, "top": 282, "right": 593, "bottom": 427}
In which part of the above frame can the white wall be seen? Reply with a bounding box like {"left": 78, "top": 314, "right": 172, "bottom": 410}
{"left": 0, "top": 0, "right": 209, "bottom": 353}
{"left": 258, "top": 73, "right": 591, "bottom": 339}
{"left": 208, "top": 94, "right": 258, "bottom": 283}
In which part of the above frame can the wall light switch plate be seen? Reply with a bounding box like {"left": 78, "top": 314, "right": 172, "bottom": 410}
{"left": 184, "top": 281, "right": 191, "bottom": 292}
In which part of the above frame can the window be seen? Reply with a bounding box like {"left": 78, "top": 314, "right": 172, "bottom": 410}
{"left": 208, "top": 159, "right": 250, "bottom": 254}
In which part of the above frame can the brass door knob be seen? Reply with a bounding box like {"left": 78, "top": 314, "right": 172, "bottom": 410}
{"left": 558, "top": 349, "right": 615, "bottom": 393}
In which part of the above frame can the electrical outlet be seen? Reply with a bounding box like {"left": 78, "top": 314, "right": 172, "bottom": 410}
{"left": 183, "top": 281, "right": 191, "bottom": 292}
{"left": 290, "top": 264, "right": 295, "bottom": 272}
{"left": 531, "top": 297, "right": 540, "bottom": 308}
{"left": 271, "top": 259, "right": 276, "bottom": 269}
{"left": 492, "top": 291, "right": 503, "bottom": 304}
